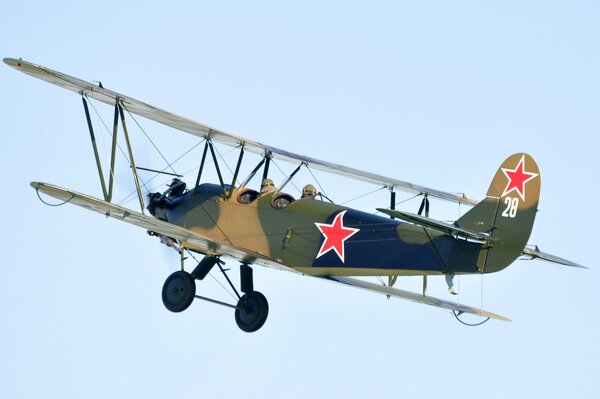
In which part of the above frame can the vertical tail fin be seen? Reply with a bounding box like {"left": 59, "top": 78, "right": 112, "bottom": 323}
{"left": 457, "top": 153, "right": 541, "bottom": 273}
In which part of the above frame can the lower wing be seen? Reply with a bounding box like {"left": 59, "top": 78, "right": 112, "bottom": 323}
{"left": 32, "top": 181, "right": 510, "bottom": 321}
{"left": 31, "top": 182, "right": 292, "bottom": 272}
{"left": 324, "top": 276, "right": 510, "bottom": 322}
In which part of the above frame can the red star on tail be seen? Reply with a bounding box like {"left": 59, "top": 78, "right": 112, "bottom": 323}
{"left": 501, "top": 155, "right": 539, "bottom": 200}
{"left": 315, "top": 210, "right": 360, "bottom": 263}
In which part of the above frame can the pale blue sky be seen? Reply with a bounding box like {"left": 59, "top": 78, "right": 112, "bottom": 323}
{"left": 1, "top": 1, "right": 598, "bottom": 398}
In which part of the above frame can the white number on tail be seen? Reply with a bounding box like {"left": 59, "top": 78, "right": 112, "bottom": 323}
{"left": 502, "top": 197, "right": 519, "bottom": 218}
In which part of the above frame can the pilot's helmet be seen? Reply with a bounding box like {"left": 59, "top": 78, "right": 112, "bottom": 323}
{"left": 168, "top": 178, "right": 186, "bottom": 197}
{"left": 302, "top": 184, "right": 317, "bottom": 198}
{"left": 261, "top": 178, "right": 275, "bottom": 193}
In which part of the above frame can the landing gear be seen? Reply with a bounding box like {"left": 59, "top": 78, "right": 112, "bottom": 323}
{"left": 160, "top": 253, "right": 269, "bottom": 332}
{"left": 234, "top": 264, "right": 269, "bottom": 332}
{"left": 235, "top": 291, "right": 269, "bottom": 332}
{"left": 162, "top": 270, "right": 196, "bottom": 312}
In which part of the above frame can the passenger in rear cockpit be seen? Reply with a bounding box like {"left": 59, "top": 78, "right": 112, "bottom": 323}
{"left": 301, "top": 184, "right": 317, "bottom": 199}
{"left": 260, "top": 178, "right": 276, "bottom": 195}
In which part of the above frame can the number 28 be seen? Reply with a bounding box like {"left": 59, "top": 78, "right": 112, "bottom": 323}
{"left": 502, "top": 197, "right": 519, "bottom": 218}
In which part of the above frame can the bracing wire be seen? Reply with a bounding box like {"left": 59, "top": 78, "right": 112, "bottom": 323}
{"left": 394, "top": 193, "right": 422, "bottom": 207}
{"left": 371, "top": 192, "right": 423, "bottom": 216}
{"left": 86, "top": 95, "right": 151, "bottom": 198}
{"left": 271, "top": 158, "right": 301, "bottom": 193}
{"left": 305, "top": 164, "right": 330, "bottom": 201}
{"left": 118, "top": 139, "right": 206, "bottom": 206}
{"left": 165, "top": 139, "right": 206, "bottom": 174}
{"left": 123, "top": 106, "right": 178, "bottom": 176}
{"left": 212, "top": 143, "right": 238, "bottom": 184}
{"left": 85, "top": 96, "right": 209, "bottom": 206}
{"left": 480, "top": 272, "right": 488, "bottom": 323}
{"left": 184, "top": 250, "right": 238, "bottom": 302}
{"left": 85, "top": 95, "right": 131, "bottom": 166}
{"left": 117, "top": 139, "right": 240, "bottom": 207}
{"left": 340, "top": 186, "right": 387, "bottom": 206}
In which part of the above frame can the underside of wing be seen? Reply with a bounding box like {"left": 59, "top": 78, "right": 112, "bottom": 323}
{"left": 325, "top": 276, "right": 511, "bottom": 321}
{"left": 7, "top": 58, "right": 477, "bottom": 206}
{"left": 31, "top": 182, "right": 295, "bottom": 273}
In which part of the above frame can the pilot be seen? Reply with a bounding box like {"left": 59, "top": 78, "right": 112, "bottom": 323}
{"left": 260, "top": 178, "right": 276, "bottom": 195}
{"left": 301, "top": 184, "right": 317, "bottom": 199}
{"left": 166, "top": 178, "right": 186, "bottom": 198}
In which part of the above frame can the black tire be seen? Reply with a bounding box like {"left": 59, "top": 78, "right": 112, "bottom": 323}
{"left": 234, "top": 291, "right": 269, "bottom": 332}
{"left": 162, "top": 271, "right": 196, "bottom": 312}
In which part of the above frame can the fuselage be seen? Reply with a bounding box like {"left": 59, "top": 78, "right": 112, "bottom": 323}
{"left": 157, "top": 183, "right": 483, "bottom": 277}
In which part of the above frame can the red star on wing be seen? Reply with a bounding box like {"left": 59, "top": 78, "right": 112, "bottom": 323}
{"left": 315, "top": 210, "right": 360, "bottom": 263}
{"left": 501, "top": 155, "right": 539, "bottom": 200}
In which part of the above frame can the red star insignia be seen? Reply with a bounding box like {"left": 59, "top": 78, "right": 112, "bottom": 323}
{"left": 501, "top": 155, "right": 539, "bottom": 200}
{"left": 315, "top": 210, "right": 360, "bottom": 263}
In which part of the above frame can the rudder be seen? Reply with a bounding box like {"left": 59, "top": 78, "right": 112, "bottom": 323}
{"left": 457, "top": 153, "right": 541, "bottom": 273}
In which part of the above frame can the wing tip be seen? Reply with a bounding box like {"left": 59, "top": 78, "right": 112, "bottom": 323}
{"left": 3, "top": 57, "right": 18, "bottom": 67}
{"left": 480, "top": 311, "right": 512, "bottom": 322}
{"left": 3, "top": 57, "right": 29, "bottom": 69}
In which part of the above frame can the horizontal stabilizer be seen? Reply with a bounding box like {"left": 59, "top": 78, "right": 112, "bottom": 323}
{"left": 377, "top": 208, "right": 498, "bottom": 243}
{"left": 522, "top": 246, "right": 587, "bottom": 269}
{"left": 324, "top": 276, "right": 510, "bottom": 321}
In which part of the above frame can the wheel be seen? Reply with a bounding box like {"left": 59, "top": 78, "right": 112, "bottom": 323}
{"left": 234, "top": 291, "right": 269, "bottom": 332}
{"left": 162, "top": 271, "right": 196, "bottom": 312}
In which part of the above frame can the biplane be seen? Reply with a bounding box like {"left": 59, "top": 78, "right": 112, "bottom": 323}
{"left": 5, "top": 58, "right": 585, "bottom": 332}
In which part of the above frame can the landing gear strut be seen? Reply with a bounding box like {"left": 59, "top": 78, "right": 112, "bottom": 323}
{"left": 234, "top": 264, "right": 269, "bottom": 332}
{"left": 160, "top": 253, "right": 269, "bottom": 332}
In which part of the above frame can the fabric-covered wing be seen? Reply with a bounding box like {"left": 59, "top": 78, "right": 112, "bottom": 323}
{"left": 325, "top": 276, "right": 511, "bottom": 321}
{"left": 31, "top": 182, "right": 295, "bottom": 273}
{"left": 7, "top": 58, "right": 477, "bottom": 206}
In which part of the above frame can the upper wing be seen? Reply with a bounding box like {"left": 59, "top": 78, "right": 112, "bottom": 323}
{"left": 31, "top": 182, "right": 295, "bottom": 273}
{"left": 6, "top": 58, "right": 477, "bottom": 206}
{"left": 325, "top": 276, "right": 510, "bottom": 321}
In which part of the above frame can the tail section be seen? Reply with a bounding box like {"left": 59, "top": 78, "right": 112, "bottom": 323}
{"left": 457, "top": 153, "right": 541, "bottom": 273}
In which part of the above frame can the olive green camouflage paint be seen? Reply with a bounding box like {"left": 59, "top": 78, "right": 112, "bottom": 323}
{"left": 457, "top": 153, "right": 540, "bottom": 273}
{"left": 166, "top": 153, "right": 540, "bottom": 277}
